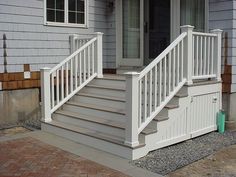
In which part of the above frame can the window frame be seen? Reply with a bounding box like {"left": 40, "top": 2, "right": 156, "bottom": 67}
{"left": 44, "top": 0, "right": 89, "bottom": 28}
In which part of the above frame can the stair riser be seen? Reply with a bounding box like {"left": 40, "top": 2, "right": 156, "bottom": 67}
{"left": 91, "top": 79, "right": 126, "bottom": 89}
{"left": 81, "top": 87, "right": 125, "bottom": 99}
{"left": 73, "top": 95, "right": 125, "bottom": 110}
{"left": 63, "top": 104, "right": 126, "bottom": 121}
{"left": 41, "top": 123, "right": 134, "bottom": 159}
{"left": 169, "top": 97, "right": 180, "bottom": 105}
{"left": 53, "top": 114, "right": 125, "bottom": 138}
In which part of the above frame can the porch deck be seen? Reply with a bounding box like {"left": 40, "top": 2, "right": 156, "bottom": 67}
{"left": 40, "top": 26, "right": 223, "bottom": 160}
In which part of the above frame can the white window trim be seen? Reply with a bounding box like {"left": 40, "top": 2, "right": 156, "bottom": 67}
{"left": 44, "top": 0, "right": 89, "bottom": 28}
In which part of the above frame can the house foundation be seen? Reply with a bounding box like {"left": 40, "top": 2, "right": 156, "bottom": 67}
{"left": 0, "top": 89, "right": 41, "bottom": 127}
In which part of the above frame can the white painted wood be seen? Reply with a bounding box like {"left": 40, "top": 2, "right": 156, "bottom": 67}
{"left": 189, "top": 92, "right": 220, "bottom": 137}
{"left": 211, "top": 29, "right": 223, "bottom": 81}
{"left": 125, "top": 72, "right": 140, "bottom": 147}
{"left": 40, "top": 67, "right": 52, "bottom": 122}
{"left": 181, "top": 25, "right": 194, "bottom": 85}
{"left": 95, "top": 32, "right": 104, "bottom": 78}
{"left": 41, "top": 33, "right": 104, "bottom": 116}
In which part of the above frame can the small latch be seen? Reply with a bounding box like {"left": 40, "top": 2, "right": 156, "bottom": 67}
{"left": 190, "top": 97, "right": 194, "bottom": 103}
{"left": 213, "top": 96, "right": 218, "bottom": 103}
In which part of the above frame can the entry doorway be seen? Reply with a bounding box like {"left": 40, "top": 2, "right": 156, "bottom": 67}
{"left": 115, "top": 0, "right": 208, "bottom": 68}
{"left": 144, "top": 0, "right": 171, "bottom": 65}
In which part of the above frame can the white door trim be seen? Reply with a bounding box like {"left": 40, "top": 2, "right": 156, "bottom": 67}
{"left": 116, "top": 0, "right": 144, "bottom": 67}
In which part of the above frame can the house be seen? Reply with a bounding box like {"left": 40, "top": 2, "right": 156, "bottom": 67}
{"left": 0, "top": 0, "right": 234, "bottom": 159}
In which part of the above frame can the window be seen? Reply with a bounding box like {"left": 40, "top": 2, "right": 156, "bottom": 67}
{"left": 45, "top": 0, "right": 88, "bottom": 27}
{"left": 180, "top": 0, "right": 207, "bottom": 32}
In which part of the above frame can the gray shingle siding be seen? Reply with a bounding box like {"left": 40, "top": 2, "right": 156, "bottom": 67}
{"left": 0, "top": 0, "right": 116, "bottom": 73}
{"left": 209, "top": 0, "right": 236, "bottom": 92}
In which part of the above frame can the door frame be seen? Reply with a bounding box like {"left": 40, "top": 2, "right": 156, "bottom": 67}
{"left": 116, "top": 0, "right": 144, "bottom": 67}
{"left": 115, "top": 0, "right": 208, "bottom": 68}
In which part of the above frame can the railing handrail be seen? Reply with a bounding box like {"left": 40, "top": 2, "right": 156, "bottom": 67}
{"left": 41, "top": 32, "right": 103, "bottom": 123}
{"left": 192, "top": 31, "right": 217, "bottom": 37}
{"left": 138, "top": 32, "right": 187, "bottom": 79}
{"left": 50, "top": 37, "right": 97, "bottom": 74}
{"left": 125, "top": 26, "right": 222, "bottom": 147}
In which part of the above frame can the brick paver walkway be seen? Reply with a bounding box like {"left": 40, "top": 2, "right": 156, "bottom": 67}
{"left": 0, "top": 137, "right": 130, "bottom": 177}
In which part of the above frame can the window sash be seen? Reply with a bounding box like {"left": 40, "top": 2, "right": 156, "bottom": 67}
{"left": 45, "top": 0, "right": 88, "bottom": 27}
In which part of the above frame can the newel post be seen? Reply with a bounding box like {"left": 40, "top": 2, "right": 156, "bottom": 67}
{"left": 95, "top": 32, "right": 104, "bottom": 78}
{"left": 40, "top": 67, "right": 52, "bottom": 122}
{"left": 181, "top": 25, "right": 194, "bottom": 85}
{"left": 125, "top": 72, "right": 139, "bottom": 147}
{"left": 211, "top": 29, "right": 223, "bottom": 82}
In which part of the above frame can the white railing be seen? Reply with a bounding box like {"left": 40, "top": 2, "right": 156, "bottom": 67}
{"left": 125, "top": 26, "right": 222, "bottom": 147}
{"left": 192, "top": 30, "right": 222, "bottom": 80}
{"left": 70, "top": 34, "right": 93, "bottom": 53}
{"left": 41, "top": 32, "right": 103, "bottom": 122}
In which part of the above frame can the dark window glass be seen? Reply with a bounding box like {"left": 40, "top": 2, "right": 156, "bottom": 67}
{"left": 47, "top": 0, "right": 55, "bottom": 9}
{"left": 47, "top": 10, "right": 55, "bottom": 22}
{"left": 77, "top": 13, "right": 84, "bottom": 24}
{"left": 69, "top": 12, "right": 76, "bottom": 23}
{"left": 77, "top": 0, "right": 85, "bottom": 12}
{"left": 69, "top": 0, "right": 76, "bottom": 11}
{"left": 47, "top": 0, "right": 85, "bottom": 24}
{"left": 56, "top": 10, "right": 65, "bottom": 22}
{"left": 56, "top": 0, "right": 64, "bottom": 10}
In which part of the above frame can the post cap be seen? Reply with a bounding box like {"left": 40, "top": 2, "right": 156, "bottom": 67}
{"left": 124, "top": 71, "right": 140, "bottom": 75}
{"left": 95, "top": 32, "right": 104, "bottom": 35}
{"left": 180, "top": 25, "right": 194, "bottom": 29}
{"left": 40, "top": 67, "right": 51, "bottom": 71}
{"left": 211, "top": 29, "right": 223, "bottom": 34}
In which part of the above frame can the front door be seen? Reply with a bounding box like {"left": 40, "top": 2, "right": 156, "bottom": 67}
{"left": 144, "top": 0, "right": 171, "bottom": 65}
{"left": 116, "top": 0, "right": 181, "bottom": 67}
{"left": 116, "top": 0, "right": 144, "bottom": 67}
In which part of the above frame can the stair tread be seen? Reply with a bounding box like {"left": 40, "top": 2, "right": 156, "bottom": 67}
{"left": 48, "top": 120, "right": 145, "bottom": 149}
{"left": 154, "top": 115, "right": 169, "bottom": 122}
{"left": 175, "top": 93, "right": 188, "bottom": 98}
{"left": 165, "top": 104, "right": 179, "bottom": 109}
{"left": 77, "top": 92, "right": 125, "bottom": 102}
{"left": 55, "top": 110, "right": 156, "bottom": 135}
{"left": 55, "top": 110, "right": 125, "bottom": 129}
{"left": 66, "top": 101, "right": 126, "bottom": 115}
{"left": 86, "top": 84, "right": 125, "bottom": 91}
{"left": 101, "top": 74, "right": 126, "bottom": 81}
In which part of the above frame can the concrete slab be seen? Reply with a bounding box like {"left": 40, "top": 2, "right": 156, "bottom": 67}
{"left": 0, "top": 130, "right": 163, "bottom": 177}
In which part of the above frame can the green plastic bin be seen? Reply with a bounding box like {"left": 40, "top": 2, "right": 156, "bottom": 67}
{"left": 217, "top": 110, "right": 225, "bottom": 134}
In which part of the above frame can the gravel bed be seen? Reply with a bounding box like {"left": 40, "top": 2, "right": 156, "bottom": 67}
{"left": 131, "top": 131, "right": 236, "bottom": 176}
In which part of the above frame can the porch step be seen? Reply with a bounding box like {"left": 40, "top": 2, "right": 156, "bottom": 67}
{"left": 66, "top": 101, "right": 125, "bottom": 115}
{"left": 44, "top": 120, "right": 145, "bottom": 149}
{"left": 175, "top": 93, "right": 188, "bottom": 98}
{"left": 76, "top": 92, "right": 125, "bottom": 102}
{"left": 54, "top": 110, "right": 157, "bottom": 136}
{"left": 91, "top": 75, "right": 126, "bottom": 89}
{"left": 81, "top": 84, "right": 125, "bottom": 99}
{"left": 165, "top": 103, "right": 179, "bottom": 109}
{"left": 87, "top": 84, "right": 125, "bottom": 91}
{"left": 154, "top": 115, "right": 169, "bottom": 122}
